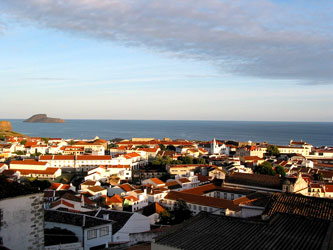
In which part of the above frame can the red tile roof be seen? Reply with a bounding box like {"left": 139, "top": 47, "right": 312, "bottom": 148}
{"left": 81, "top": 180, "right": 97, "bottom": 186}
{"left": 125, "top": 196, "right": 139, "bottom": 202}
{"left": 108, "top": 194, "right": 123, "bottom": 203}
{"left": 86, "top": 186, "right": 106, "bottom": 193}
{"left": 164, "top": 191, "right": 239, "bottom": 211}
{"left": 77, "top": 155, "right": 112, "bottom": 160}
{"left": 119, "top": 183, "right": 135, "bottom": 192}
{"left": 177, "top": 178, "right": 191, "bottom": 184}
{"left": 50, "top": 199, "right": 75, "bottom": 209}
{"left": 324, "top": 185, "right": 333, "bottom": 193}
{"left": 151, "top": 178, "right": 165, "bottom": 185}
{"left": 10, "top": 160, "right": 47, "bottom": 166}
{"left": 243, "top": 156, "right": 263, "bottom": 161}
{"left": 10, "top": 167, "right": 60, "bottom": 175}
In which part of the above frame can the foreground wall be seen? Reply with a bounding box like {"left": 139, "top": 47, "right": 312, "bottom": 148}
{"left": 0, "top": 193, "right": 44, "bottom": 250}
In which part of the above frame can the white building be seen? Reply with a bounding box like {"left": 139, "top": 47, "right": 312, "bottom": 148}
{"left": 0, "top": 192, "right": 44, "bottom": 250}
{"left": 9, "top": 159, "right": 61, "bottom": 179}
{"left": 210, "top": 138, "right": 230, "bottom": 155}
{"left": 44, "top": 210, "right": 112, "bottom": 250}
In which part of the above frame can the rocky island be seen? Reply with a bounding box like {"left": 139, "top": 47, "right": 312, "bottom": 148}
{"left": 24, "top": 114, "right": 65, "bottom": 123}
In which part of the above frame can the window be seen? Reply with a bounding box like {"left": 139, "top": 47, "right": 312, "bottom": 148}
{"left": 87, "top": 229, "right": 97, "bottom": 239}
{"left": 224, "top": 193, "right": 227, "bottom": 199}
{"left": 100, "top": 226, "right": 109, "bottom": 237}
{"left": 231, "top": 194, "right": 234, "bottom": 199}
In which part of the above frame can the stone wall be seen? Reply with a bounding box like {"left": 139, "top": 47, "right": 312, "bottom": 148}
{"left": 0, "top": 193, "right": 44, "bottom": 250}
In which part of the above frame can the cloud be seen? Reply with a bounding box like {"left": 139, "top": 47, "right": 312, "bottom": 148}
{"left": 1, "top": 0, "right": 333, "bottom": 84}
{"left": 22, "top": 77, "right": 75, "bottom": 81}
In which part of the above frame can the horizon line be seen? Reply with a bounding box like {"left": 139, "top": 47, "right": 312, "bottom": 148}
{"left": 2, "top": 118, "right": 333, "bottom": 123}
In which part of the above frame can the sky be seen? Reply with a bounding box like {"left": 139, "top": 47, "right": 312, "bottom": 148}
{"left": 0, "top": 0, "right": 333, "bottom": 121}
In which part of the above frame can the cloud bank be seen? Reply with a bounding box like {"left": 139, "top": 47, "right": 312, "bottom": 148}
{"left": 1, "top": 0, "right": 332, "bottom": 84}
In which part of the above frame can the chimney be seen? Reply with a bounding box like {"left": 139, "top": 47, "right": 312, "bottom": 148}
{"left": 103, "top": 213, "right": 109, "bottom": 220}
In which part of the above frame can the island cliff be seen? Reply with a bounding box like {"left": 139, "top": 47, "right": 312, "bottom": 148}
{"left": 0, "top": 121, "right": 12, "bottom": 131}
{"left": 24, "top": 114, "right": 65, "bottom": 123}
{"left": 0, "top": 121, "right": 25, "bottom": 137}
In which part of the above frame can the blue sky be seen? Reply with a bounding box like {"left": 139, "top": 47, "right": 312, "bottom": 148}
{"left": 0, "top": 0, "right": 333, "bottom": 121}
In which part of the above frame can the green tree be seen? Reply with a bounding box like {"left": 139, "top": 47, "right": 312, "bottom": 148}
{"left": 20, "top": 140, "right": 27, "bottom": 145}
{"left": 159, "top": 209, "right": 172, "bottom": 225}
{"left": 14, "top": 150, "right": 25, "bottom": 155}
{"left": 108, "top": 143, "right": 119, "bottom": 149}
{"left": 24, "top": 179, "right": 51, "bottom": 191}
{"left": 254, "top": 161, "right": 275, "bottom": 176}
{"left": 275, "top": 165, "right": 286, "bottom": 177}
{"left": 179, "top": 156, "right": 193, "bottom": 164}
{"left": 313, "top": 173, "right": 324, "bottom": 181}
{"left": 159, "top": 144, "right": 166, "bottom": 151}
{"left": 267, "top": 145, "right": 280, "bottom": 156}
{"left": 193, "top": 158, "right": 206, "bottom": 164}
{"left": 172, "top": 200, "right": 193, "bottom": 224}
{"left": 166, "top": 145, "right": 176, "bottom": 151}
{"left": 30, "top": 152, "right": 42, "bottom": 157}
{"left": 41, "top": 137, "right": 49, "bottom": 144}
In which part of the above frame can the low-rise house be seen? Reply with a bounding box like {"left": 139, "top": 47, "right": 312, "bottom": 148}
{"left": 44, "top": 210, "right": 112, "bottom": 250}
{"left": 85, "top": 186, "right": 108, "bottom": 199}
{"left": 162, "top": 183, "right": 268, "bottom": 218}
{"left": 142, "top": 178, "right": 165, "bottom": 188}
{"left": 105, "top": 194, "right": 124, "bottom": 210}
{"left": 162, "top": 190, "right": 242, "bottom": 216}
{"left": 47, "top": 182, "right": 74, "bottom": 192}
{"left": 318, "top": 170, "right": 333, "bottom": 182}
{"left": 175, "top": 177, "right": 192, "bottom": 190}
{"left": 39, "top": 155, "right": 113, "bottom": 170}
{"left": 324, "top": 184, "right": 333, "bottom": 198}
{"left": 111, "top": 152, "right": 147, "bottom": 170}
{"left": 72, "top": 140, "right": 106, "bottom": 155}
{"left": 224, "top": 172, "right": 308, "bottom": 195}
{"left": 147, "top": 188, "right": 169, "bottom": 203}
{"left": 237, "top": 145, "right": 267, "bottom": 158}
{"left": 123, "top": 195, "right": 140, "bottom": 211}
{"left": 208, "top": 166, "right": 226, "bottom": 180}
{"left": 9, "top": 159, "right": 61, "bottom": 179}
{"left": 310, "top": 183, "right": 325, "bottom": 197}
{"left": 140, "top": 202, "right": 167, "bottom": 224}
{"left": 165, "top": 181, "right": 182, "bottom": 191}
{"left": 108, "top": 165, "right": 132, "bottom": 180}
{"left": 312, "top": 148, "right": 333, "bottom": 158}
{"left": 241, "top": 156, "right": 265, "bottom": 166}
{"left": 49, "top": 192, "right": 97, "bottom": 212}
{"left": 86, "top": 209, "right": 150, "bottom": 245}
{"left": 276, "top": 145, "right": 311, "bottom": 156}
{"left": 62, "top": 146, "right": 85, "bottom": 155}
{"left": 167, "top": 164, "right": 206, "bottom": 176}
{"left": 80, "top": 180, "right": 101, "bottom": 191}
{"left": 136, "top": 147, "right": 160, "bottom": 159}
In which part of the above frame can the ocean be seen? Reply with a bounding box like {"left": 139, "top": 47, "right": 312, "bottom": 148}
{"left": 6, "top": 119, "right": 333, "bottom": 147}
